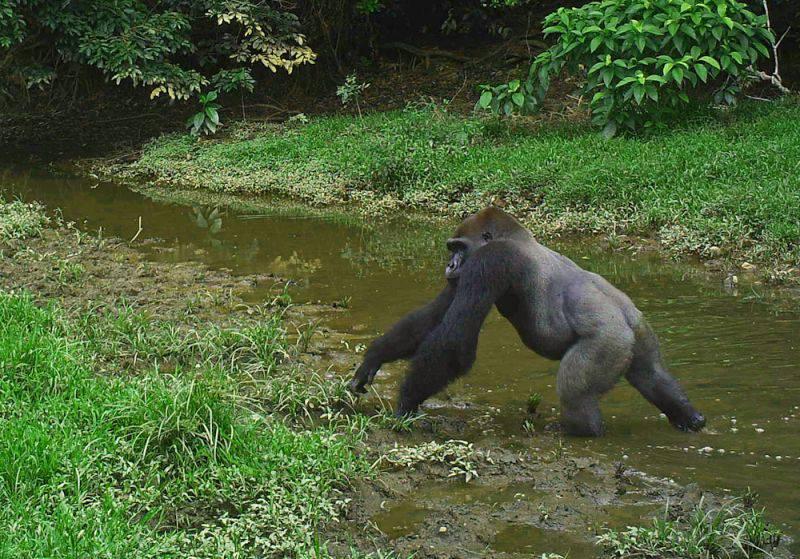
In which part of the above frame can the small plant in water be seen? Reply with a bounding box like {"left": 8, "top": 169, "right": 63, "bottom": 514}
{"left": 597, "top": 496, "right": 782, "bottom": 558}
{"left": 522, "top": 418, "right": 536, "bottom": 435}
{"left": 527, "top": 392, "right": 543, "bottom": 414}
{"left": 336, "top": 73, "right": 370, "bottom": 118}
{"left": 188, "top": 91, "right": 221, "bottom": 136}
{"left": 295, "top": 319, "right": 320, "bottom": 353}
{"left": 381, "top": 440, "right": 484, "bottom": 482}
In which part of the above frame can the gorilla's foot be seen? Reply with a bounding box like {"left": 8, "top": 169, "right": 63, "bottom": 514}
{"left": 671, "top": 411, "right": 706, "bottom": 432}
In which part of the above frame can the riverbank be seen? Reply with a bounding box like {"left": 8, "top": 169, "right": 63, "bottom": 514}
{"left": 0, "top": 198, "right": 377, "bottom": 557}
{"left": 1, "top": 196, "right": 792, "bottom": 558}
{"left": 97, "top": 98, "right": 800, "bottom": 286}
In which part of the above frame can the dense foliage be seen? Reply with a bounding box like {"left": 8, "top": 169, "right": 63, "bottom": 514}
{"left": 480, "top": 0, "right": 775, "bottom": 134}
{"left": 0, "top": 0, "right": 315, "bottom": 104}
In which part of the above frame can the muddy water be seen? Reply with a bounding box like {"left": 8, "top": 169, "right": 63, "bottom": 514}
{"left": 3, "top": 166, "right": 799, "bottom": 556}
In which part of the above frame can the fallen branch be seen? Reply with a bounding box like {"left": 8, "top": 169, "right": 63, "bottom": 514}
{"left": 380, "top": 42, "right": 471, "bottom": 63}
{"left": 470, "top": 33, "right": 549, "bottom": 67}
{"left": 129, "top": 216, "right": 143, "bottom": 244}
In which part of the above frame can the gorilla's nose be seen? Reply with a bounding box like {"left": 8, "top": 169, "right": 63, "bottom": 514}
{"left": 446, "top": 252, "right": 463, "bottom": 278}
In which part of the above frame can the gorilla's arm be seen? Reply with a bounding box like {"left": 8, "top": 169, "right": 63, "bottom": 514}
{"left": 348, "top": 284, "right": 456, "bottom": 393}
{"left": 396, "top": 244, "right": 515, "bottom": 414}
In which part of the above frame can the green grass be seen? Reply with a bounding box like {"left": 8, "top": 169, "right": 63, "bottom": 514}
{"left": 597, "top": 497, "right": 782, "bottom": 558}
{"left": 126, "top": 99, "right": 800, "bottom": 266}
{"left": 0, "top": 197, "right": 49, "bottom": 242}
{"left": 0, "top": 291, "right": 372, "bottom": 558}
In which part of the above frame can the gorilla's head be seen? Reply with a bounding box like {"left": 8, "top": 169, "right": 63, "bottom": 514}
{"left": 445, "top": 206, "right": 525, "bottom": 281}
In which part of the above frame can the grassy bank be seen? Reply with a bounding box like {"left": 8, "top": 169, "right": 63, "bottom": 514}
{"left": 0, "top": 289, "right": 379, "bottom": 558}
{"left": 117, "top": 99, "right": 800, "bottom": 275}
{"left": 0, "top": 198, "right": 379, "bottom": 558}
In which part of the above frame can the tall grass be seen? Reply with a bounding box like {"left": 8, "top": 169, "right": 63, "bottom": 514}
{"left": 597, "top": 497, "right": 782, "bottom": 558}
{"left": 0, "top": 291, "right": 369, "bottom": 558}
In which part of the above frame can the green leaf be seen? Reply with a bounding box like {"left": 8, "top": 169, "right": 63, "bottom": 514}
{"left": 672, "top": 67, "right": 684, "bottom": 84}
{"left": 602, "top": 68, "right": 614, "bottom": 87}
{"left": 205, "top": 107, "right": 220, "bottom": 125}
{"left": 205, "top": 90, "right": 218, "bottom": 102}
{"left": 590, "top": 36, "right": 603, "bottom": 52}
{"left": 589, "top": 61, "right": 606, "bottom": 74}
{"left": 508, "top": 79, "right": 521, "bottom": 92}
{"left": 633, "top": 85, "right": 645, "bottom": 105}
{"left": 479, "top": 91, "right": 492, "bottom": 108}
{"left": 694, "top": 63, "right": 708, "bottom": 82}
{"left": 700, "top": 56, "right": 720, "bottom": 69}
{"left": 730, "top": 51, "right": 743, "bottom": 64}
{"left": 512, "top": 92, "right": 525, "bottom": 107}
{"left": 754, "top": 41, "right": 770, "bottom": 58}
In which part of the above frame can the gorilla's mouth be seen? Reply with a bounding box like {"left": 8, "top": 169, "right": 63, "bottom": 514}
{"left": 446, "top": 251, "right": 463, "bottom": 279}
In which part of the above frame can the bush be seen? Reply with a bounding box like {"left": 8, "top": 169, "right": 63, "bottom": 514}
{"left": 0, "top": 0, "right": 315, "bottom": 106}
{"left": 481, "top": 0, "right": 774, "bottom": 135}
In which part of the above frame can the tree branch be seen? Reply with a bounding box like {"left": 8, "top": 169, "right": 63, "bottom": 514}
{"left": 755, "top": 0, "right": 791, "bottom": 94}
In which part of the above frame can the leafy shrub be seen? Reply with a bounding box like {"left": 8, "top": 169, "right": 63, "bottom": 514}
{"left": 0, "top": 1, "right": 315, "bottom": 106}
{"left": 479, "top": 0, "right": 774, "bottom": 135}
{"left": 187, "top": 91, "right": 222, "bottom": 136}
{"left": 337, "top": 73, "right": 371, "bottom": 117}
{"left": 478, "top": 78, "right": 539, "bottom": 116}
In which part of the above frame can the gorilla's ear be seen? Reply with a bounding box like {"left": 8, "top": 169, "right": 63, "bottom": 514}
{"left": 482, "top": 231, "right": 493, "bottom": 241}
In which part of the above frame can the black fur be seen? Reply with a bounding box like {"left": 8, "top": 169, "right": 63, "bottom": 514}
{"left": 349, "top": 207, "right": 706, "bottom": 437}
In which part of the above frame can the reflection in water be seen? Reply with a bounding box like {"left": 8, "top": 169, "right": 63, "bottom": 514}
{"left": 2, "top": 166, "right": 799, "bottom": 556}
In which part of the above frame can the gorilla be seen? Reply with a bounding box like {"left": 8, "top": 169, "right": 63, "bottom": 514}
{"left": 348, "top": 206, "right": 706, "bottom": 437}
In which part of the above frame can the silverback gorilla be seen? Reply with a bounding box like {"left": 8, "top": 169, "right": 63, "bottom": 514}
{"left": 348, "top": 207, "right": 706, "bottom": 437}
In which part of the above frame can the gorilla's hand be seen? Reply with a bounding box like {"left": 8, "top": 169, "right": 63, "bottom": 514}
{"left": 348, "top": 361, "right": 380, "bottom": 394}
{"left": 671, "top": 411, "right": 707, "bottom": 432}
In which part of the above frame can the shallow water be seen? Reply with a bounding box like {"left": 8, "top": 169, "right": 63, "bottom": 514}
{"left": 3, "top": 166, "right": 799, "bottom": 556}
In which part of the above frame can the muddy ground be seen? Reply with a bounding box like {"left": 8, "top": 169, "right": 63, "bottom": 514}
{"left": 2, "top": 216, "right": 792, "bottom": 559}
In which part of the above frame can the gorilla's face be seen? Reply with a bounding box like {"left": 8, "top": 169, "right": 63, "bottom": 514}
{"left": 444, "top": 206, "right": 521, "bottom": 281}
{"left": 445, "top": 231, "right": 492, "bottom": 281}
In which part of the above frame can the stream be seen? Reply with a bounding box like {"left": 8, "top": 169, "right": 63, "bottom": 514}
{"left": 3, "top": 165, "right": 799, "bottom": 557}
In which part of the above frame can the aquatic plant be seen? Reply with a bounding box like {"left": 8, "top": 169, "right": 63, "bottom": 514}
{"left": 381, "top": 439, "right": 486, "bottom": 482}
{"left": 0, "top": 199, "right": 49, "bottom": 242}
{"left": 597, "top": 496, "right": 782, "bottom": 558}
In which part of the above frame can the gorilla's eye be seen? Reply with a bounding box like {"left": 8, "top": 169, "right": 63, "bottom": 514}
{"left": 482, "top": 231, "right": 493, "bottom": 241}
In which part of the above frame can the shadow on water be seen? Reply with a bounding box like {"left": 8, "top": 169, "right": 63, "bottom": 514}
{"left": 3, "top": 165, "right": 799, "bottom": 556}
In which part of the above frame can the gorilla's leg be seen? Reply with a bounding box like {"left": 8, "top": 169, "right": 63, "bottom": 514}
{"left": 557, "top": 333, "right": 633, "bottom": 437}
{"left": 626, "top": 324, "right": 705, "bottom": 431}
